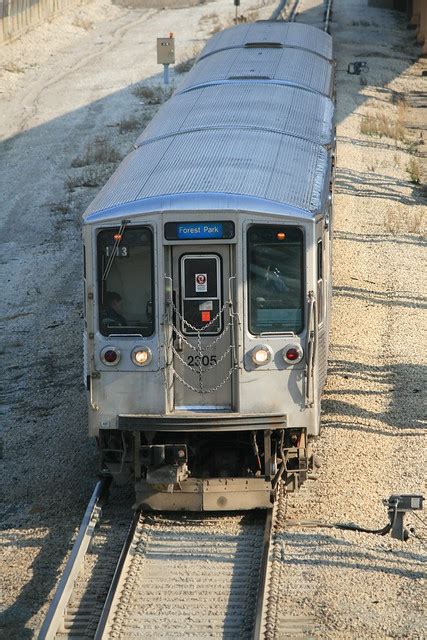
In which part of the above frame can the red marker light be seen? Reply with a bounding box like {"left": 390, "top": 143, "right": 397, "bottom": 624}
{"left": 283, "top": 345, "right": 303, "bottom": 364}
{"left": 201, "top": 311, "right": 211, "bottom": 322}
{"left": 104, "top": 349, "right": 118, "bottom": 363}
{"left": 286, "top": 348, "right": 299, "bottom": 361}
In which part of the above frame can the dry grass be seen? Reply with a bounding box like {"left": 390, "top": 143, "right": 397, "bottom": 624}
{"left": 367, "top": 161, "right": 378, "bottom": 172}
{"left": 406, "top": 158, "right": 422, "bottom": 184}
{"left": 66, "top": 165, "right": 113, "bottom": 191}
{"left": 71, "top": 138, "right": 121, "bottom": 168}
{"left": 199, "top": 11, "right": 223, "bottom": 33}
{"left": 132, "top": 84, "right": 172, "bottom": 104}
{"left": 384, "top": 206, "right": 425, "bottom": 236}
{"left": 72, "top": 16, "right": 94, "bottom": 30}
{"left": 174, "top": 58, "right": 195, "bottom": 74}
{"left": 360, "top": 108, "right": 406, "bottom": 142}
{"left": 50, "top": 202, "right": 70, "bottom": 215}
{"left": 246, "top": 9, "right": 260, "bottom": 22}
{"left": 117, "top": 116, "right": 141, "bottom": 133}
{"left": 3, "top": 62, "right": 24, "bottom": 74}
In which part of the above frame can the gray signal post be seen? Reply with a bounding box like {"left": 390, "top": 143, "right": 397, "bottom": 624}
{"left": 234, "top": 0, "right": 240, "bottom": 23}
{"left": 157, "top": 34, "right": 175, "bottom": 85}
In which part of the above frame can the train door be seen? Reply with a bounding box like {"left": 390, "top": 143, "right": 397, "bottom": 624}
{"left": 169, "top": 245, "right": 237, "bottom": 411}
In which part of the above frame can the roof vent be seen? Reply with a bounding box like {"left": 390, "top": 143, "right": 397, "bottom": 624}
{"left": 244, "top": 42, "right": 283, "bottom": 48}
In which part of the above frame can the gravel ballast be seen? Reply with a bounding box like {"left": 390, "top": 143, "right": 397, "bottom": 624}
{"left": 1, "top": 0, "right": 426, "bottom": 638}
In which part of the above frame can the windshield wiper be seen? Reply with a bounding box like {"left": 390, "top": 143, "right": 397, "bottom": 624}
{"left": 102, "top": 219, "right": 129, "bottom": 282}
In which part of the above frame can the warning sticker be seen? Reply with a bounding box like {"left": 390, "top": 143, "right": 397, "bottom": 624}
{"left": 195, "top": 273, "right": 207, "bottom": 293}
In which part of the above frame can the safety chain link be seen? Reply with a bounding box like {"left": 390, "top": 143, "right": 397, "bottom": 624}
{"left": 171, "top": 343, "right": 234, "bottom": 373}
{"left": 163, "top": 293, "right": 240, "bottom": 394}
{"left": 172, "top": 320, "right": 232, "bottom": 353}
{"left": 172, "top": 364, "right": 237, "bottom": 395}
{"left": 171, "top": 299, "right": 226, "bottom": 333}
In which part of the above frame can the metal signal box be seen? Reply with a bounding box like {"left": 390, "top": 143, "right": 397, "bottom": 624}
{"left": 157, "top": 37, "right": 175, "bottom": 65}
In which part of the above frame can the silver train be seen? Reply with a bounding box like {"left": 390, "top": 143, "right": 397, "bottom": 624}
{"left": 82, "top": 21, "right": 335, "bottom": 510}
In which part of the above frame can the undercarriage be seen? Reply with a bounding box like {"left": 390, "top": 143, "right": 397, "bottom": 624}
{"left": 98, "top": 424, "right": 310, "bottom": 510}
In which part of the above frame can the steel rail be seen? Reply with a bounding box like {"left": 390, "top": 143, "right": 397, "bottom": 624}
{"left": 94, "top": 508, "right": 142, "bottom": 640}
{"left": 252, "top": 504, "right": 276, "bottom": 640}
{"left": 324, "top": 0, "right": 333, "bottom": 32}
{"left": 38, "top": 478, "right": 111, "bottom": 640}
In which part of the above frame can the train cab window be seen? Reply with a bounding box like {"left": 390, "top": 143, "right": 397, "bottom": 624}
{"left": 247, "top": 226, "right": 304, "bottom": 334}
{"left": 317, "top": 240, "right": 324, "bottom": 325}
{"left": 97, "top": 226, "right": 154, "bottom": 336}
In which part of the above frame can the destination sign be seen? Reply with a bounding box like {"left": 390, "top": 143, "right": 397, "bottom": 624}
{"left": 164, "top": 221, "right": 235, "bottom": 241}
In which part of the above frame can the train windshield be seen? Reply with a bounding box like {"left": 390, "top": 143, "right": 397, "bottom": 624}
{"left": 97, "top": 226, "right": 154, "bottom": 336}
{"left": 247, "top": 225, "right": 304, "bottom": 334}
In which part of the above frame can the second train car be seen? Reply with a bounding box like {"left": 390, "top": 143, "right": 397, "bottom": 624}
{"left": 82, "top": 21, "right": 335, "bottom": 510}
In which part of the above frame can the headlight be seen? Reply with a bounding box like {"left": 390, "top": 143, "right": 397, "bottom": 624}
{"left": 101, "top": 346, "right": 121, "bottom": 366}
{"left": 132, "top": 346, "right": 152, "bottom": 366}
{"left": 283, "top": 344, "right": 303, "bottom": 365}
{"left": 251, "top": 345, "right": 273, "bottom": 366}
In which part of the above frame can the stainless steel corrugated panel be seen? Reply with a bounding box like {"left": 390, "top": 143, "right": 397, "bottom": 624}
{"left": 136, "top": 84, "right": 334, "bottom": 147}
{"left": 84, "top": 129, "right": 328, "bottom": 216}
{"left": 177, "top": 47, "right": 333, "bottom": 97}
{"left": 198, "top": 22, "right": 333, "bottom": 61}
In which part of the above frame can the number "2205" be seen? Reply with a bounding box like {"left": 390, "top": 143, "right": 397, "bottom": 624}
{"left": 187, "top": 355, "right": 217, "bottom": 367}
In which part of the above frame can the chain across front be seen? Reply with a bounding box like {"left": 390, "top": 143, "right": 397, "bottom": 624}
{"left": 165, "top": 294, "right": 239, "bottom": 395}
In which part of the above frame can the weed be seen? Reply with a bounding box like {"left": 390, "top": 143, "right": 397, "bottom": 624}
{"left": 50, "top": 202, "right": 70, "bottom": 215}
{"left": 3, "top": 62, "right": 24, "bottom": 73}
{"left": 174, "top": 58, "right": 195, "bottom": 74}
{"left": 71, "top": 138, "right": 121, "bottom": 168}
{"left": 367, "top": 162, "right": 378, "bottom": 172}
{"left": 407, "top": 211, "right": 424, "bottom": 235}
{"left": 246, "top": 9, "right": 259, "bottom": 22}
{"left": 406, "top": 158, "right": 421, "bottom": 184}
{"left": 385, "top": 205, "right": 425, "bottom": 235}
{"left": 199, "top": 12, "right": 219, "bottom": 23}
{"left": 199, "top": 11, "right": 223, "bottom": 33}
{"left": 384, "top": 209, "right": 400, "bottom": 235}
{"left": 117, "top": 116, "right": 141, "bottom": 134}
{"left": 406, "top": 139, "right": 420, "bottom": 155}
{"left": 66, "top": 165, "right": 112, "bottom": 191}
{"left": 72, "top": 16, "right": 94, "bottom": 30}
{"left": 132, "top": 84, "right": 172, "bottom": 104}
{"left": 360, "top": 110, "right": 406, "bottom": 142}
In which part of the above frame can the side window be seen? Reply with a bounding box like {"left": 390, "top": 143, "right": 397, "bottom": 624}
{"left": 317, "top": 240, "right": 323, "bottom": 325}
{"left": 97, "top": 226, "right": 154, "bottom": 336}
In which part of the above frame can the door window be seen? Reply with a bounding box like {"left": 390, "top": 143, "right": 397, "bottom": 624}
{"left": 180, "top": 255, "right": 222, "bottom": 335}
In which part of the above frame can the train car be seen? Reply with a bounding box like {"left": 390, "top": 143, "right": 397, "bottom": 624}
{"left": 82, "top": 21, "right": 335, "bottom": 511}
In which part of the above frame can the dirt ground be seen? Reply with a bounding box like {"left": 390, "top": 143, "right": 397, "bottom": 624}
{"left": 0, "top": 0, "right": 425, "bottom": 637}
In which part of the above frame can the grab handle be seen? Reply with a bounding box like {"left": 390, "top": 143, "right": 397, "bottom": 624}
{"left": 305, "top": 291, "right": 317, "bottom": 407}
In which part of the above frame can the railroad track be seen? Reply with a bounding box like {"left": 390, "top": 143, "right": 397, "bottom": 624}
{"left": 94, "top": 510, "right": 269, "bottom": 639}
{"left": 272, "top": 0, "right": 333, "bottom": 32}
{"left": 39, "top": 484, "right": 316, "bottom": 639}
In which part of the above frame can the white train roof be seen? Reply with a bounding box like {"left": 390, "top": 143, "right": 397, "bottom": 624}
{"left": 177, "top": 46, "right": 333, "bottom": 98}
{"left": 135, "top": 83, "right": 334, "bottom": 148}
{"left": 83, "top": 23, "right": 334, "bottom": 223}
{"left": 84, "top": 129, "right": 329, "bottom": 220}
{"left": 197, "top": 21, "right": 333, "bottom": 62}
